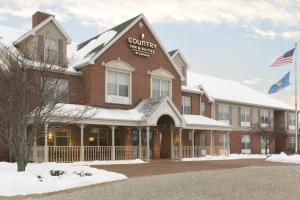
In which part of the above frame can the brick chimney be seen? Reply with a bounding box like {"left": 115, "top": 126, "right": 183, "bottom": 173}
{"left": 32, "top": 11, "right": 54, "bottom": 28}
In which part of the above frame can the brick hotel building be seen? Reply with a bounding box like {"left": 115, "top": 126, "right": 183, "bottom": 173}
{"left": 0, "top": 11, "right": 297, "bottom": 162}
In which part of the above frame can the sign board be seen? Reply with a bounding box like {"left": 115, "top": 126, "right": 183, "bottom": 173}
{"left": 128, "top": 34, "right": 157, "bottom": 57}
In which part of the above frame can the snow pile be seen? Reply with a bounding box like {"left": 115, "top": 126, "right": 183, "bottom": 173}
{"left": 75, "top": 159, "right": 145, "bottom": 166}
{"left": 182, "top": 154, "right": 267, "bottom": 161}
{"left": 0, "top": 162, "right": 127, "bottom": 196}
{"left": 266, "top": 152, "right": 300, "bottom": 164}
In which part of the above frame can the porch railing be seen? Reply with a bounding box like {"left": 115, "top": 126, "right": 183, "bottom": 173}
{"left": 173, "top": 146, "right": 229, "bottom": 160}
{"left": 30, "top": 146, "right": 147, "bottom": 162}
{"left": 49, "top": 146, "right": 81, "bottom": 162}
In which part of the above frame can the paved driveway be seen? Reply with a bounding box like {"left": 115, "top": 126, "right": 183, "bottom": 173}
{"left": 95, "top": 159, "right": 293, "bottom": 177}
{"left": 5, "top": 160, "right": 300, "bottom": 200}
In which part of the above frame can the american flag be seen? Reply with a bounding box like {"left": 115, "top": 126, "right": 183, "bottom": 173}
{"left": 271, "top": 48, "right": 295, "bottom": 67}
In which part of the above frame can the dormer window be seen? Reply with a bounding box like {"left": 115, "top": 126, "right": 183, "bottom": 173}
{"left": 44, "top": 37, "right": 58, "bottom": 63}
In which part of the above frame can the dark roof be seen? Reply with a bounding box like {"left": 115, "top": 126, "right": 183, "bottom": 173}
{"left": 77, "top": 14, "right": 141, "bottom": 58}
{"left": 168, "top": 49, "right": 178, "bottom": 57}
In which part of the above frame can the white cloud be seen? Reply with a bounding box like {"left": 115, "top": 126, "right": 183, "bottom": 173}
{"left": 3, "top": 0, "right": 300, "bottom": 41}
{"left": 2, "top": 0, "right": 300, "bottom": 29}
{"left": 253, "top": 27, "right": 277, "bottom": 39}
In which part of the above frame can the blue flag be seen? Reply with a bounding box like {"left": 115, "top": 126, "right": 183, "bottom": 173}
{"left": 268, "top": 72, "right": 291, "bottom": 94}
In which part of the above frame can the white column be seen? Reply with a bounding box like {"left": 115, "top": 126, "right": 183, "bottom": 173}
{"left": 146, "top": 126, "right": 150, "bottom": 161}
{"left": 171, "top": 127, "right": 174, "bottom": 160}
{"left": 44, "top": 123, "right": 49, "bottom": 162}
{"left": 227, "top": 131, "right": 230, "bottom": 155}
{"left": 80, "top": 124, "right": 85, "bottom": 161}
{"left": 191, "top": 129, "right": 195, "bottom": 158}
{"left": 111, "top": 126, "right": 115, "bottom": 160}
{"left": 210, "top": 130, "right": 213, "bottom": 155}
{"left": 179, "top": 128, "right": 182, "bottom": 159}
{"left": 138, "top": 127, "right": 142, "bottom": 159}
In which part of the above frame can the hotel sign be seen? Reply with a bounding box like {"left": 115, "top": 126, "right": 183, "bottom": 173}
{"left": 128, "top": 34, "right": 157, "bottom": 57}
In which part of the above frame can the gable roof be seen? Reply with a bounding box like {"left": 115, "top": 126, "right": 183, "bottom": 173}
{"left": 72, "top": 14, "right": 185, "bottom": 81}
{"left": 169, "top": 49, "right": 190, "bottom": 69}
{"left": 13, "top": 16, "right": 72, "bottom": 46}
{"left": 187, "top": 71, "right": 293, "bottom": 110}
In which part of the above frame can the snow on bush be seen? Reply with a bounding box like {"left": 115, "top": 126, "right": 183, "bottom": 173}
{"left": 0, "top": 162, "right": 127, "bottom": 196}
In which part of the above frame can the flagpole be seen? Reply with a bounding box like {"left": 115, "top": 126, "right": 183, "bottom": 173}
{"left": 295, "top": 42, "right": 298, "bottom": 154}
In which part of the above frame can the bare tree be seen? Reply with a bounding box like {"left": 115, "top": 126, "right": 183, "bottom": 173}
{"left": 252, "top": 118, "right": 287, "bottom": 155}
{"left": 0, "top": 43, "right": 92, "bottom": 171}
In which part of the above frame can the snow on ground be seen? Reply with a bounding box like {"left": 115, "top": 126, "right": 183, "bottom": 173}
{"left": 75, "top": 159, "right": 146, "bottom": 166}
{"left": 182, "top": 154, "right": 267, "bottom": 161}
{"left": 266, "top": 152, "right": 300, "bottom": 164}
{"left": 0, "top": 162, "right": 127, "bottom": 196}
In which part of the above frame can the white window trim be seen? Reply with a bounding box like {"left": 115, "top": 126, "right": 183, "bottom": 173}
{"left": 48, "top": 128, "right": 71, "bottom": 146}
{"left": 44, "top": 37, "right": 58, "bottom": 63}
{"left": 240, "top": 107, "right": 251, "bottom": 127}
{"left": 182, "top": 96, "right": 192, "bottom": 114}
{"left": 200, "top": 100, "right": 206, "bottom": 115}
{"left": 288, "top": 112, "right": 296, "bottom": 130}
{"left": 260, "top": 109, "right": 269, "bottom": 128}
{"left": 241, "top": 135, "right": 251, "bottom": 153}
{"left": 105, "top": 68, "right": 132, "bottom": 105}
{"left": 150, "top": 76, "right": 172, "bottom": 99}
{"left": 218, "top": 104, "right": 230, "bottom": 124}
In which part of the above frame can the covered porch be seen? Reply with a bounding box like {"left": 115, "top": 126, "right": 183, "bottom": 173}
{"left": 29, "top": 98, "right": 231, "bottom": 162}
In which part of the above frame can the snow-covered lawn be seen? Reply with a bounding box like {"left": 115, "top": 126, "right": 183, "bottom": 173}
{"left": 182, "top": 154, "right": 267, "bottom": 161}
{"left": 0, "top": 162, "right": 127, "bottom": 196}
{"left": 266, "top": 152, "right": 300, "bottom": 164}
{"left": 75, "top": 159, "right": 146, "bottom": 166}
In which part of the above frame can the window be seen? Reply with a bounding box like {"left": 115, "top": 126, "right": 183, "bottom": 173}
{"left": 240, "top": 107, "right": 251, "bottom": 127}
{"left": 200, "top": 102, "right": 206, "bottom": 115}
{"left": 107, "top": 70, "right": 130, "bottom": 104}
{"left": 182, "top": 96, "right": 191, "bottom": 114}
{"left": 151, "top": 78, "right": 170, "bottom": 98}
{"left": 219, "top": 134, "right": 227, "bottom": 146}
{"left": 241, "top": 135, "right": 251, "bottom": 149}
{"left": 88, "top": 128, "right": 108, "bottom": 146}
{"left": 288, "top": 112, "right": 296, "bottom": 129}
{"left": 288, "top": 137, "right": 296, "bottom": 149}
{"left": 218, "top": 104, "right": 230, "bottom": 124}
{"left": 44, "top": 38, "right": 58, "bottom": 62}
{"left": 200, "top": 134, "right": 206, "bottom": 146}
{"left": 188, "top": 130, "right": 193, "bottom": 146}
{"left": 43, "top": 77, "right": 69, "bottom": 103}
{"left": 259, "top": 109, "right": 269, "bottom": 127}
{"left": 40, "top": 128, "right": 70, "bottom": 146}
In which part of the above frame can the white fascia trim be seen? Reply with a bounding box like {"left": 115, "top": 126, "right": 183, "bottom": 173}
{"left": 171, "top": 49, "right": 190, "bottom": 69}
{"left": 183, "top": 124, "right": 232, "bottom": 131}
{"left": 76, "top": 14, "right": 185, "bottom": 81}
{"left": 182, "top": 87, "right": 203, "bottom": 95}
{"left": 214, "top": 98, "right": 292, "bottom": 111}
{"left": 198, "top": 84, "right": 214, "bottom": 103}
{"left": 13, "top": 16, "right": 72, "bottom": 46}
{"left": 141, "top": 15, "right": 185, "bottom": 81}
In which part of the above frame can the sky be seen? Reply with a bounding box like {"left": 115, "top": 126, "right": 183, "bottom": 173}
{"left": 0, "top": 0, "right": 300, "bottom": 106}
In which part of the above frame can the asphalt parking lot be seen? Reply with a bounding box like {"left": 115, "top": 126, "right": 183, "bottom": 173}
{"left": 6, "top": 160, "right": 300, "bottom": 200}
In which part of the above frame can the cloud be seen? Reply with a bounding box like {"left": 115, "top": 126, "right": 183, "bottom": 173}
{"left": 3, "top": 0, "right": 300, "bottom": 41}
{"left": 282, "top": 31, "right": 300, "bottom": 40}
{"left": 253, "top": 27, "right": 277, "bottom": 39}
